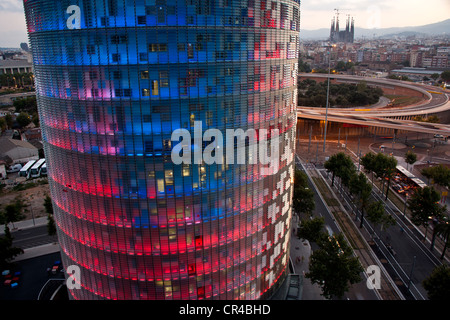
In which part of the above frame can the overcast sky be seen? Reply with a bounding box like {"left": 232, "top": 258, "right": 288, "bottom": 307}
{"left": 0, "top": 0, "right": 449, "bottom": 47}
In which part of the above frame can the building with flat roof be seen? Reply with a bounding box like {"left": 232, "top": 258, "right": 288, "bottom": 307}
{"left": 0, "top": 59, "right": 33, "bottom": 75}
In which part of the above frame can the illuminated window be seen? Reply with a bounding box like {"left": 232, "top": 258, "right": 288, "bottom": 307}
{"left": 141, "top": 71, "right": 149, "bottom": 79}
{"left": 149, "top": 44, "right": 158, "bottom": 52}
{"left": 152, "top": 80, "right": 159, "bottom": 95}
{"left": 159, "top": 71, "right": 169, "bottom": 87}
{"left": 142, "top": 88, "right": 150, "bottom": 96}
{"left": 182, "top": 164, "right": 190, "bottom": 177}
{"left": 157, "top": 179, "right": 164, "bottom": 193}
{"left": 187, "top": 43, "right": 194, "bottom": 58}
{"left": 158, "top": 44, "right": 167, "bottom": 52}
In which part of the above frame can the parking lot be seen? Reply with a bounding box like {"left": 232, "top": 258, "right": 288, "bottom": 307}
{"left": 1, "top": 252, "right": 65, "bottom": 300}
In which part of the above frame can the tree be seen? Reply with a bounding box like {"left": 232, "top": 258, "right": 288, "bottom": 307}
{"left": 0, "top": 227, "right": 24, "bottom": 269}
{"left": 430, "top": 220, "right": 450, "bottom": 259}
{"left": 324, "top": 152, "right": 355, "bottom": 187}
{"left": 306, "top": 233, "right": 363, "bottom": 299}
{"left": 13, "top": 96, "right": 37, "bottom": 114}
{"left": 349, "top": 172, "right": 372, "bottom": 228}
{"left": 408, "top": 186, "right": 446, "bottom": 240}
{"left": 421, "top": 165, "right": 450, "bottom": 188}
{"left": 373, "top": 153, "right": 397, "bottom": 200}
{"left": 292, "top": 170, "right": 315, "bottom": 217}
{"left": 422, "top": 264, "right": 450, "bottom": 300}
{"left": 32, "top": 113, "right": 40, "bottom": 127}
{"left": 404, "top": 150, "right": 417, "bottom": 171}
{"left": 43, "top": 195, "right": 53, "bottom": 214}
{"left": 1, "top": 198, "right": 26, "bottom": 229}
{"left": 16, "top": 112, "right": 31, "bottom": 128}
{"left": 366, "top": 201, "right": 396, "bottom": 234}
{"left": 297, "top": 217, "right": 325, "bottom": 243}
{"left": 47, "top": 213, "right": 57, "bottom": 236}
{"left": 360, "top": 152, "right": 377, "bottom": 186}
{"left": 441, "top": 70, "right": 450, "bottom": 83}
{"left": 430, "top": 73, "right": 440, "bottom": 81}
{"left": 0, "top": 117, "right": 6, "bottom": 132}
{"left": 4, "top": 114, "right": 13, "bottom": 129}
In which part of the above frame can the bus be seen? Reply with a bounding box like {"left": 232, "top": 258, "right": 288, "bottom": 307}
{"left": 29, "top": 159, "right": 46, "bottom": 179}
{"left": 40, "top": 162, "right": 47, "bottom": 176}
{"left": 19, "top": 160, "right": 37, "bottom": 177}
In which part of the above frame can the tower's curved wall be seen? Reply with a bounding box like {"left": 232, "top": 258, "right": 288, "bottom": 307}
{"left": 24, "top": 0, "right": 300, "bottom": 300}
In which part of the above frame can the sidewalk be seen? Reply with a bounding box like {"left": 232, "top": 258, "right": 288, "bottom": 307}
{"left": 0, "top": 216, "right": 48, "bottom": 235}
{"left": 14, "top": 242, "right": 61, "bottom": 262}
{"left": 290, "top": 214, "right": 325, "bottom": 300}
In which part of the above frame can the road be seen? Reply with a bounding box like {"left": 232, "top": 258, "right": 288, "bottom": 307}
{"left": 295, "top": 155, "right": 379, "bottom": 300}
{"left": 297, "top": 74, "right": 450, "bottom": 135}
{"left": 11, "top": 225, "right": 57, "bottom": 250}
{"left": 320, "top": 166, "right": 445, "bottom": 300}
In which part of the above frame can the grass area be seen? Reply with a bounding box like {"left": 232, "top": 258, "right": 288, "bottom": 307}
{"left": 312, "top": 176, "right": 340, "bottom": 207}
{"left": 311, "top": 175, "right": 366, "bottom": 250}
{"left": 384, "top": 94, "right": 424, "bottom": 107}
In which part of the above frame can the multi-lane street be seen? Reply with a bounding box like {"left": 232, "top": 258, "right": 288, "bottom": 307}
{"left": 320, "top": 168, "right": 445, "bottom": 300}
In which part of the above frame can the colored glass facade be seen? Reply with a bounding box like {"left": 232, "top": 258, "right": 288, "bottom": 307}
{"left": 24, "top": 0, "right": 300, "bottom": 300}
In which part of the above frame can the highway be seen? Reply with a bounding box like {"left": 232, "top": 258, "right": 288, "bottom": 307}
{"left": 297, "top": 74, "right": 450, "bottom": 135}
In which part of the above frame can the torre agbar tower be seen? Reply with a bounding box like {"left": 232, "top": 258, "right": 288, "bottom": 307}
{"left": 24, "top": 0, "right": 300, "bottom": 300}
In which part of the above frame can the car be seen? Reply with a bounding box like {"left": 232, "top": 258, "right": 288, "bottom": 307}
{"left": 434, "top": 134, "right": 444, "bottom": 139}
{"left": 6, "top": 163, "right": 23, "bottom": 173}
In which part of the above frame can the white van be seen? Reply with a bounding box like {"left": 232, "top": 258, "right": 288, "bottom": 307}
{"left": 6, "top": 163, "right": 23, "bottom": 173}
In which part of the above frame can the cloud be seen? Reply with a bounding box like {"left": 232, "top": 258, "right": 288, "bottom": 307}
{"left": 0, "top": 0, "right": 24, "bottom": 13}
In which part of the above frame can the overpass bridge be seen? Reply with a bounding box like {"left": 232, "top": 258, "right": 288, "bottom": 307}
{"left": 297, "top": 74, "right": 450, "bottom": 135}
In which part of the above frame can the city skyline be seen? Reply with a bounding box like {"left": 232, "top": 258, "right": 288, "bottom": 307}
{"left": 0, "top": 0, "right": 449, "bottom": 47}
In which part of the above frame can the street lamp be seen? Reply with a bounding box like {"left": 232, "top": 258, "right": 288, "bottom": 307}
{"left": 323, "top": 44, "right": 335, "bottom": 153}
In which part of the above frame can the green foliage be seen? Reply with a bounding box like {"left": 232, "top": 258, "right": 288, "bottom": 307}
{"left": 44, "top": 195, "right": 53, "bottom": 214}
{"left": 335, "top": 61, "right": 354, "bottom": 72}
{"left": 306, "top": 233, "right": 363, "bottom": 299}
{"left": 349, "top": 172, "right": 372, "bottom": 228}
{"left": 293, "top": 170, "right": 315, "bottom": 217}
{"left": 405, "top": 150, "right": 417, "bottom": 165}
{"left": 0, "top": 117, "right": 6, "bottom": 132}
{"left": 423, "top": 264, "right": 450, "bottom": 300}
{"left": 298, "top": 58, "right": 312, "bottom": 73}
{"left": 421, "top": 165, "right": 450, "bottom": 187}
{"left": 297, "top": 80, "right": 383, "bottom": 108}
{"left": 15, "top": 112, "right": 31, "bottom": 128}
{"left": 440, "top": 70, "right": 450, "bottom": 83}
{"left": 297, "top": 217, "right": 326, "bottom": 243}
{"left": 408, "top": 186, "right": 446, "bottom": 228}
{"left": 432, "top": 220, "right": 450, "bottom": 259}
{"left": 324, "top": 152, "right": 356, "bottom": 187}
{"left": 13, "top": 96, "right": 37, "bottom": 114}
{"left": 47, "top": 214, "right": 57, "bottom": 236}
{"left": 0, "top": 227, "right": 24, "bottom": 269}
{"left": 431, "top": 73, "right": 440, "bottom": 81}
{"left": 366, "top": 201, "right": 396, "bottom": 231}
{"left": 1, "top": 198, "right": 26, "bottom": 226}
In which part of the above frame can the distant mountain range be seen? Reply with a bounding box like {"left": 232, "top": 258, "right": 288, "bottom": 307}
{"left": 301, "top": 19, "right": 450, "bottom": 40}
